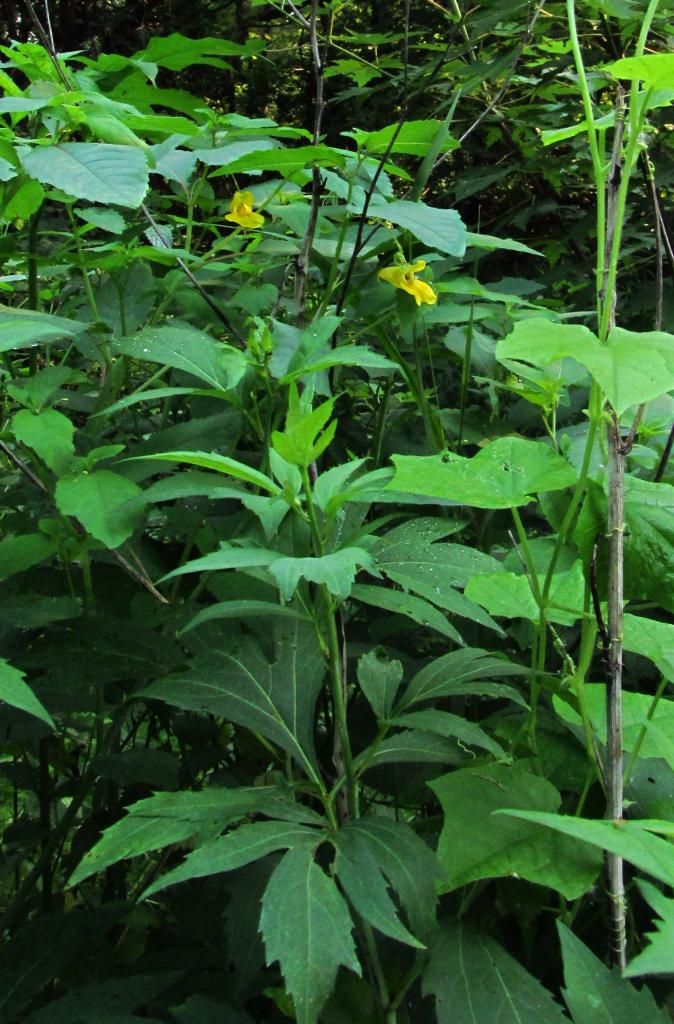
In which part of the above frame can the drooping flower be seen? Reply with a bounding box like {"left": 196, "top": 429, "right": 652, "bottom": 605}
{"left": 377, "top": 259, "right": 437, "bottom": 306}
{"left": 225, "top": 190, "right": 265, "bottom": 229}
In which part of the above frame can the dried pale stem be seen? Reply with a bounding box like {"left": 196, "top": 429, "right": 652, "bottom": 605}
{"left": 295, "top": 0, "right": 324, "bottom": 322}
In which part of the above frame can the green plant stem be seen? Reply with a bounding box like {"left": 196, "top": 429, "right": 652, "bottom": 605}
{"left": 385, "top": 956, "right": 424, "bottom": 1022}
{"left": 301, "top": 466, "right": 358, "bottom": 818}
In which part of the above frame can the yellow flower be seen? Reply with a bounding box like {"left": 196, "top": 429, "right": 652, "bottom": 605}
{"left": 377, "top": 260, "right": 437, "bottom": 306}
{"left": 225, "top": 190, "right": 265, "bottom": 229}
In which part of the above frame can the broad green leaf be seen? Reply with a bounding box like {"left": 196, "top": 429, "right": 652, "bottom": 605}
{"left": 423, "top": 920, "right": 568, "bottom": 1024}
{"left": 193, "top": 138, "right": 278, "bottom": 166}
{"left": 140, "top": 622, "right": 325, "bottom": 778}
{"left": 430, "top": 763, "right": 602, "bottom": 899}
{"left": 497, "top": 319, "right": 674, "bottom": 415}
{"left": 624, "top": 879, "right": 674, "bottom": 977}
{"left": 22, "top": 974, "right": 180, "bottom": 1024}
{"left": 12, "top": 408, "right": 75, "bottom": 475}
{"left": 115, "top": 325, "right": 248, "bottom": 391}
{"left": 356, "top": 730, "right": 465, "bottom": 771}
{"left": 272, "top": 392, "right": 335, "bottom": 467}
{"left": 366, "top": 198, "right": 466, "bottom": 256}
{"left": 350, "top": 583, "right": 463, "bottom": 644}
{"left": 350, "top": 119, "right": 459, "bottom": 157}
{"left": 69, "top": 785, "right": 321, "bottom": 885}
{"left": 497, "top": 812, "right": 674, "bottom": 885}
{"left": 284, "top": 345, "right": 397, "bottom": 379}
{"left": 332, "top": 826, "right": 424, "bottom": 948}
{"left": 55, "top": 469, "right": 144, "bottom": 548}
{"left": 2, "top": 177, "right": 44, "bottom": 219}
{"left": 76, "top": 206, "right": 126, "bottom": 233}
{"left": 558, "top": 921, "right": 669, "bottom": 1020}
{"left": 341, "top": 817, "right": 440, "bottom": 940}
{"left": 138, "top": 32, "right": 264, "bottom": 70}
{"left": 159, "top": 545, "right": 280, "bottom": 582}
{"left": 390, "top": 438, "right": 576, "bottom": 508}
{"left": 391, "top": 710, "right": 505, "bottom": 758}
{"left": 0, "top": 532, "right": 56, "bottom": 579}
{"left": 0, "top": 657, "right": 54, "bottom": 729}
{"left": 94, "top": 386, "right": 226, "bottom": 418}
{"left": 313, "top": 459, "right": 367, "bottom": 513}
{"left": 260, "top": 846, "right": 360, "bottom": 1024}
{"left": 464, "top": 231, "right": 541, "bottom": 256}
{"left": 143, "top": 820, "right": 320, "bottom": 897}
{"left": 0, "top": 305, "right": 88, "bottom": 351}
{"left": 270, "top": 548, "right": 374, "bottom": 602}
{"left": 210, "top": 145, "right": 344, "bottom": 177}
{"left": 182, "top": 600, "right": 307, "bottom": 634}
{"left": 555, "top": 685, "right": 674, "bottom": 772}
{"left": 624, "top": 612, "right": 674, "bottom": 680}
{"left": 357, "top": 650, "right": 403, "bottom": 720}
{"left": 397, "top": 647, "right": 528, "bottom": 712}
{"left": 23, "top": 143, "right": 149, "bottom": 208}
{"left": 465, "top": 561, "right": 585, "bottom": 626}
{"left": 623, "top": 476, "right": 674, "bottom": 610}
{"left": 132, "top": 451, "right": 280, "bottom": 494}
{"left": 605, "top": 54, "right": 674, "bottom": 89}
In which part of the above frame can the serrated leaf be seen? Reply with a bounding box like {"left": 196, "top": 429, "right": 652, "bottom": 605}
{"left": 333, "top": 826, "right": 424, "bottom": 948}
{"left": 23, "top": 143, "right": 149, "bottom": 208}
{"left": 0, "top": 657, "right": 54, "bottom": 729}
{"left": 624, "top": 879, "right": 674, "bottom": 977}
{"left": 12, "top": 407, "right": 75, "bottom": 474}
{"left": 391, "top": 710, "right": 505, "bottom": 758}
{"left": 0, "top": 532, "right": 56, "bottom": 579}
{"left": 55, "top": 469, "right": 144, "bottom": 548}
{"left": 143, "top": 820, "right": 320, "bottom": 897}
{"left": 605, "top": 53, "right": 674, "bottom": 89}
{"left": 397, "top": 647, "right": 527, "bottom": 713}
{"left": 182, "top": 600, "right": 307, "bottom": 634}
{"left": 69, "top": 785, "right": 320, "bottom": 885}
{"left": 390, "top": 437, "right": 576, "bottom": 508}
{"left": 558, "top": 921, "right": 669, "bottom": 1020}
{"left": 465, "top": 561, "right": 585, "bottom": 626}
{"left": 357, "top": 650, "right": 403, "bottom": 720}
{"left": 430, "top": 763, "right": 602, "bottom": 899}
{"left": 132, "top": 451, "right": 280, "bottom": 494}
{"left": 210, "top": 145, "right": 344, "bottom": 178}
{"left": 350, "top": 583, "right": 463, "bottom": 644}
{"left": 260, "top": 846, "right": 360, "bottom": 1024}
{"left": 270, "top": 548, "right": 374, "bottom": 602}
{"left": 115, "top": 324, "right": 248, "bottom": 391}
{"left": 424, "top": 920, "right": 568, "bottom": 1023}
{"left": 0, "top": 305, "right": 88, "bottom": 351}
{"left": 159, "top": 545, "right": 280, "bottom": 582}
{"left": 356, "top": 729, "right": 465, "bottom": 770}
{"left": 140, "top": 622, "right": 325, "bottom": 779}
{"left": 351, "top": 119, "right": 459, "bottom": 157}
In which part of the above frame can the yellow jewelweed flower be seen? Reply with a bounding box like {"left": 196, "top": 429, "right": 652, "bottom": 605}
{"left": 225, "top": 190, "right": 265, "bottom": 229}
{"left": 378, "top": 260, "right": 437, "bottom": 306}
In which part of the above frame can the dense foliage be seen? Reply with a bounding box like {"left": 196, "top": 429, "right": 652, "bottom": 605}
{"left": 2, "top": 1, "right": 674, "bottom": 1021}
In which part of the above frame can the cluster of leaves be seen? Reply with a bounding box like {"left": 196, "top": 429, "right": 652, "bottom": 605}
{"left": 2, "top": 2, "right": 674, "bottom": 1022}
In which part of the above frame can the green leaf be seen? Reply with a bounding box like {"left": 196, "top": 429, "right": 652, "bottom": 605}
{"left": 76, "top": 205, "right": 126, "bottom": 233}
{"left": 182, "top": 600, "right": 307, "bottom": 634}
{"left": 2, "top": 177, "right": 44, "bottom": 219}
{"left": 69, "top": 785, "right": 320, "bottom": 885}
{"left": 356, "top": 730, "right": 465, "bottom": 770}
{"left": 333, "top": 826, "right": 424, "bottom": 948}
{"left": 391, "top": 710, "right": 505, "bottom": 758}
{"left": 357, "top": 650, "right": 403, "bottom": 720}
{"left": 397, "top": 647, "right": 528, "bottom": 712}
{"left": 465, "top": 561, "right": 585, "bottom": 626}
{"left": 350, "top": 583, "right": 463, "bottom": 644}
{"left": 132, "top": 451, "right": 280, "bottom": 494}
{"left": 605, "top": 54, "right": 674, "bottom": 89}
{"left": 430, "top": 763, "right": 602, "bottom": 899}
{"left": 350, "top": 119, "right": 460, "bottom": 157}
{"left": 339, "top": 817, "right": 440, "bottom": 940}
{"left": 260, "top": 846, "right": 360, "bottom": 1024}
{"left": 497, "top": 319, "right": 674, "bottom": 416}
{"left": 365, "top": 198, "right": 466, "bottom": 256}
{"left": 464, "top": 231, "right": 542, "bottom": 256}
{"left": 270, "top": 548, "right": 374, "bottom": 602}
{"left": 115, "top": 324, "right": 248, "bottom": 391}
{"left": 143, "top": 820, "right": 320, "bottom": 897}
{"left": 0, "top": 305, "right": 88, "bottom": 351}
{"left": 624, "top": 879, "right": 674, "bottom": 977}
{"left": 390, "top": 438, "right": 576, "bottom": 508}
{"left": 55, "top": 469, "right": 144, "bottom": 548}
{"left": 210, "top": 145, "right": 344, "bottom": 177}
{"left": 423, "top": 920, "right": 568, "bottom": 1023}
{"left": 159, "top": 545, "right": 280, "bottom": 582}
{"left": 497, "top": 812, "right": 674, "bottom": 886}
{"left": 140, "top": 621, "right": 325, "bottom": 779}
{"left": 23, "top": 143, "right": 149, "bottom": 208}
{"left": 623, "top": 477, "right": 674, "bottom": 609}
{"left": 624, "top": 613, "right": 674, "bottom": 680}
{"left": 0, "top": 657, "right": 55, "bottom": 729}
{"left": 0, "top": 532, "right": 56, "bottom": 579}
{"left": 22, "top": 974, "right": 180, "bottom": 1024}
{"left": 558, "top": 921, "right": 669, "bottom": 1020}
{"left": 12, "top": 408, "right": 75, "bottom": 475}
{"left": 138, "top": 32, "right": 264, "bottom": 70}
{"left": 193, "top": 138, "right": 278, "bottom": 166}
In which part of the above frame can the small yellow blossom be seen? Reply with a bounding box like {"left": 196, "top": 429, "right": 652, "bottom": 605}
{"left": 377, "top": 260, "right": 437, "bottom": 306}
{"left": 225, "top": 190, "right": 265, "bottom": 229}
